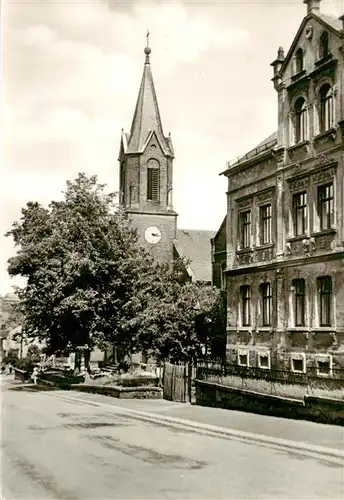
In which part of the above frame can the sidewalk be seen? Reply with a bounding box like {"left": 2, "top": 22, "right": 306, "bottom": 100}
{"left": 64, "top": 390, "right": 344, "bottom": 452}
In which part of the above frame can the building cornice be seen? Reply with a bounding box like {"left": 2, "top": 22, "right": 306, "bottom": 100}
{"left": 221, "top": 149, "right": 275, "bottom": 177}
{"left": 225, "top": 251, "right": 344, "bottom": 276}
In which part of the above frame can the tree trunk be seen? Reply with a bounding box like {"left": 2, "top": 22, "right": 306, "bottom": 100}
{"left": 75, "top": 351, "right": 81, "bottom": 371}
{"left": 84, "top": 348, "right": 90, "bottom": 372}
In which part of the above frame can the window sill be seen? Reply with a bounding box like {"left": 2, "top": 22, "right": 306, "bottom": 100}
{"left": 311, "top": 229, "right": 336, "bottom": 238}
{"left": 255, "top": 243, "right": 274, "bottom": 250}
{"left": 236, "top": 248, "right": 253, "bottom": 254}
{"left": 287, "top": 235, "right": 309, "bottom": 243}
{"left": 313, "top": 128, "right": 336, "bottom": 142}
{"left": 287, "top": 140, "right": 309, "bottom": 153}
{"left": 316, "top": 371, "right": 332, "bottom": 377}
{"left": 287, "top": 327, "right": 309, "bottom": 332}
{"left": 291, "top": 69, "right": 306, "bottom": 81}
{"left": 314, "top": 53, "right": 333, "bottom": 67}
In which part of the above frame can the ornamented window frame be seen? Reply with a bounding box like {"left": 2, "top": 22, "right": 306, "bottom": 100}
{"left": 288, "top": 93, "right": 310, "bottom": 146}
{"left": 314, "top": 78, "right": 336, "bottom": 135}
{"left": 311, "top": 165, "right": 336, "bottom": 234}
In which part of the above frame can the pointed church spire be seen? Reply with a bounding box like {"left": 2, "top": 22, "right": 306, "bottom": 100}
{"left": 126, "top": 34, "right": 173, "bottom": 156}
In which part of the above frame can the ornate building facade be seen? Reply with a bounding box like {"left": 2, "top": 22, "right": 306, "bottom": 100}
{"left": 221, "top": 0, "right": 344, "bottom": 375}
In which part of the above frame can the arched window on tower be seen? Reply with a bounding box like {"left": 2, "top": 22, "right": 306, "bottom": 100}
{"left": 295, "top": 97, "right": 307, "bottom": 143}
{"left": 295, "top": 48, "right": 304, "bottom": 73}
{"left": 319, "top": 31, "right": 329, "bottom": 59}
{"left": 147, "top": 158, "right": 160, "bottom": 201}
{"left": 319, "top": 83, "right": 333, "bottom": 133}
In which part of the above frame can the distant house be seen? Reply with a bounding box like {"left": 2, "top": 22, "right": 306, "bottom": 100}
{"left": 0, "top": 293, "right": 20, "bottom": 361}
{"left": 211, "top": 217, "right": 227, "bottom": 289}
{"left": 174, "top": 229, "right": 216, "bottom": 284}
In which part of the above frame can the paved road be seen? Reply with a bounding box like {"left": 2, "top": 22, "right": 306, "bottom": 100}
{"left": 60, "top": 389, "right": 344, "bottom": 451}
{"left": 1, "top": 382, "right": 343, "bottom": 499}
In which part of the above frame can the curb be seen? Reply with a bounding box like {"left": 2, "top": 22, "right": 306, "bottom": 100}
{"left": 49, "top": 391, "right": 344, "bottom": 465}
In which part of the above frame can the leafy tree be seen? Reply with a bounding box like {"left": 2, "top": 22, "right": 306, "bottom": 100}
{"left": 6, "top": 174, "right": 156, "bottom": 363}
{"left": 132, "top": 260, "right": 223, "bottom": 363}
{"left": 26, "top": 344, "right": 41, "bottom": 362}
{"left": 7, "top": 173, "right": 223, "bottom": 367}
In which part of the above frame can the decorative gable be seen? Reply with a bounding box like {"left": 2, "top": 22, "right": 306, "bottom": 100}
{"left": 279, "top": 13, "right": 342, "bottom": 87}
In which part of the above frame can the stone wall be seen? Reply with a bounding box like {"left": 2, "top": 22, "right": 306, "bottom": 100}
{"left": 195, "top": 379, "right": 344, "bottom": 426}
{"left": 71, "top": 384, "right": 163, "bottom": 399}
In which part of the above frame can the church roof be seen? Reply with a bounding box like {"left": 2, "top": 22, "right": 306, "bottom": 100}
{"left": 125, "top": 46, "right": 173, "bottom": 157}
{"left": 174, "top": 229, "right": 216, "bottom": 283}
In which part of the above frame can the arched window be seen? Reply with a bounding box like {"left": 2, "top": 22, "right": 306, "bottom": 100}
{"left": 319, "top": 83, "right": 333, "bottom": 132}
{"left": 147, "top": 158, "right": 160, "bottom": 201}
{"left": 295, "top": 48, "right": 304, "bottom": 73}
{"left": 295, "top": 97, "right": 307, "bottom": 143}
{"left": 319, "top": 31, "right": 329, "bottom": 59}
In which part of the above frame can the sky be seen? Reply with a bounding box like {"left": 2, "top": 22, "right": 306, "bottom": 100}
{"left": 1, "top": 0, "right": 343, "bottom": 295}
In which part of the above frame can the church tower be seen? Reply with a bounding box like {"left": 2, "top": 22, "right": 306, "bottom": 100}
{"left": 119, "top": 37, "right": 178, "bottom": 263}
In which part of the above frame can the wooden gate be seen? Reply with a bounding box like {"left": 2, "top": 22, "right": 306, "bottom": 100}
{"left": 163, "top": 362, "right": 197, "bottom": 402}
{"left": 163, "top": 362, "right": 187, "bottom": 402}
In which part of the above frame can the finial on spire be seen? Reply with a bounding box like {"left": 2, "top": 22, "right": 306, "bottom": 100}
{"left": 144, "top": 30, "right": 151, "bottom": 63}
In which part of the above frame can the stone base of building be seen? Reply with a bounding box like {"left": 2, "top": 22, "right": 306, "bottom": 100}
{"left": 195, "top": 379, "right": 344, "bottom": 426}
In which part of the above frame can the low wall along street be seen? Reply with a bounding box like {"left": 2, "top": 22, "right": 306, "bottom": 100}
{"left": 195, "top": 380, "right": 344, "bottom": 426}
{"left": 70, "top": 384, "right": 163, "bottom": 399}
{"left": 196, "top": 361, "right": 344, "bottom": 400}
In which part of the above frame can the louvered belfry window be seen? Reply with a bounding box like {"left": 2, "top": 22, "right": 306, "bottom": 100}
{"left": 147, "top": 159, "right": 160, "bottom": 201}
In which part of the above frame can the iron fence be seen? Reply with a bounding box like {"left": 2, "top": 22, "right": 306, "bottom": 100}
{"left": 196, "top": 359, "right": 344, "bottom": 386}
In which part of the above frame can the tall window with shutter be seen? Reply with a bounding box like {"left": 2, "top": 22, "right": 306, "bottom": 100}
{"left": 147, "top": 159, "right": 160, "bottom": 201}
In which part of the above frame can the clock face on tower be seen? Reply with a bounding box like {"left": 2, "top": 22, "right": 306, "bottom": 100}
{"left": 144, "top": 226, "right": 161, "bottom": 244}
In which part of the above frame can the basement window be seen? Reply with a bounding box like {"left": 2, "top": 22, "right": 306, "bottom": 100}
{"left": 316, "top": 356, "right": 332, "bottom": 376}
{"left": 291, "top": 356, "right": 305, "bottom": 373}
{"left": 238, "top": 353, "right": 248, "bottom": 367}
{"left": 258, "top": 353, "right": 270, "bottom": 369}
